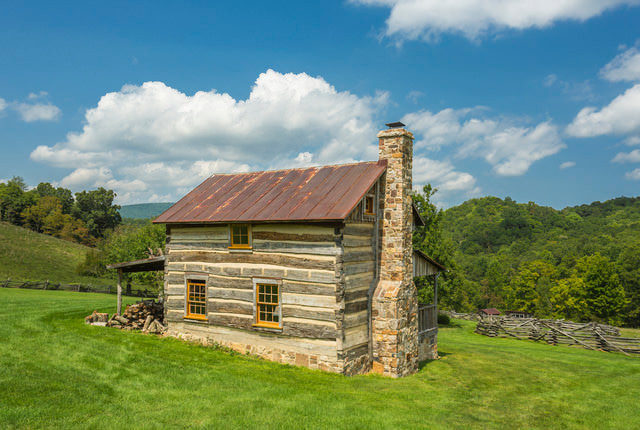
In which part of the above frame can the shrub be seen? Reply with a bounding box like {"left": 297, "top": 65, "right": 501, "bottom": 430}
{"left": 437, "top": 312, "right": 451, "bottom": 325}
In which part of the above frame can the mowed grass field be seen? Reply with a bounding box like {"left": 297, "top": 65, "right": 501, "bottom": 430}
{"left": 1, "top": 289, "right": 639, "bottom": 429}
{"left": 0, "top": 222, "right": 112, "bottom": 285}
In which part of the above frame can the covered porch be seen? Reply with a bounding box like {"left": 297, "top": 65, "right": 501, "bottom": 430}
{"left": 106, "top": 256, "right": 165, "bottom": 315}
{"left": 413, "top": 250, "right": 446, "bottom": 358}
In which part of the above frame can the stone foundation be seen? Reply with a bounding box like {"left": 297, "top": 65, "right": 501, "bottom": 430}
{"left": 418, "top": 333, "right": 438, "bottom": 361}
{"left": 167, "top": 322, "right": 346, "bottom": 373}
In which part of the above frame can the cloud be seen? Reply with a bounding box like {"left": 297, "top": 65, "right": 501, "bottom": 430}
{"left": 626, "top": 168, "right": 640, "bottom": 180}
{"left": 0, "top": 97, "right": 6, "bottom": 113}
{"left": 566, "top": 84, "right": 640, "bottom": 137}
{"left": 413, "top": 156, "right": 480, "bottom": 207}
{"left": 543, "top": 74, "right": 558, "bottom": 87}
{"left": 15, "top": 102, "right": 61, "bottom": 122}
{"left": 612, "top": 149, "right": 640, "bottom": 163}
{"left": 350, "top": 0, "right": 640, "bottom": 42}
{"left": 600, "top": 46, "right": 640, "bottom": 82}
{"left": 543, "top": 74, "right": 594, "bottom": 101}
{"left": 32, "top": 70, "right": 387, "bottom": 203}
{"left": 406, "top": 90, "right": 424, "bottom": 104}
{"left": 560, "top": 161, "right": 576, "bottom": 169}
{"left": 626, "top": 136, "right": 640, "bottom": 146}
{"left": 403, "top": 108, "right": 564, "bottom": 176}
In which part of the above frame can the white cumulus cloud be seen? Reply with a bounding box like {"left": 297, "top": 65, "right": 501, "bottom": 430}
{"left": 626, "top": 168, "right": 640, "bottom": 180}
{"left": 0, "top": 97, "right": 6, "bottom": 113}
{"left": 403, "top": 108, "right": 564, "bottom": 176}
{"left": 351, "top": 0, "right": 640, "bottom": 42}
{"left": 32, "top": 70, "right": 387, "bottom": 203}
{"left": 612, "top": 149, "right": 640, "bottom": 163}
{"left": 567, "top": 84, "right": 640, "bottom": 137}
{"left": 560, "top": 161, "right": 576, "bottom": 169}
{"left": 15, "top": 102, "right": 61, "bottom": 122}
{"left": 413, "top": 156, "right": 480, "bottom": 207}
{"left": 600, "top": 46, "right": 640, "bottom": 82}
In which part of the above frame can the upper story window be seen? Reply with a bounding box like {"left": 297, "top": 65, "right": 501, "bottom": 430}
{"left": 364, "top": 195, "right": 375, "bottom": 215}
{"left": 229, "top": 224, "right": 251, "bottom": 249}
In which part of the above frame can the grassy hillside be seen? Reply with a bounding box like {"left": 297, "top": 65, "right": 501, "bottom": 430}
{"left": 1, "top": 288, "right": 639, "bottom": 429}
{"left": 0, "top": 222, "right": 112, "bottom": 285}
{"left": 119, "top": 202, "right": 173, "bottom": 219}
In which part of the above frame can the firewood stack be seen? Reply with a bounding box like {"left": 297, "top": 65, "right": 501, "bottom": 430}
{"left": 104, "top": 300, "right": 166, "bottom": 334}
{"left": 85, "top": 311, "right": 109, "bottom": 325}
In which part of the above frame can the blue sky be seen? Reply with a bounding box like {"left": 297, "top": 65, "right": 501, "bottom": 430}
{"left": 1, "top": 0, "right": 640, "bottom": 208}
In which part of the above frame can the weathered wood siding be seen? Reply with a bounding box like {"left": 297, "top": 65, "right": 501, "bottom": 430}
{"left": 163, "top": 223, "right": 345, "bottom": 371}
{"left": 340, "top": 206, "right": 377, "bottom": 374}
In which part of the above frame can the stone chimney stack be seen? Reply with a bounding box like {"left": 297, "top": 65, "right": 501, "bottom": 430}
{"left": 371, "top": 124, "right": 419, "bottom": 377}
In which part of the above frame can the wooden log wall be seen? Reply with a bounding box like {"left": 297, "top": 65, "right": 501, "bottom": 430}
{"left": 164, "top": 223, "right": 344, "bottom": 365}
{"left": 340, "top": 220, "right": 376, "bottom": 372}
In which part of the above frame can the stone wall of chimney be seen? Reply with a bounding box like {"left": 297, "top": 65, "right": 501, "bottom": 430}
{"left": 371, "top": 128, "right": 419, "bottom": 377}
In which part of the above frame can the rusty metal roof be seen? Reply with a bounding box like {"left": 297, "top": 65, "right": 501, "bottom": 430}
{"left": 153, "top": 161, "right": 387, "bottom": 224}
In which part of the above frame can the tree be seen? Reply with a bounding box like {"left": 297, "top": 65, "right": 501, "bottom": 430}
{"left": 73, "top": 188, "right": 122, "bottom": 238}
{"left": 550, "top": 276, "right": 587, "bottom": 321}
{"left": 79, "top": 221, "right": 165, "bottom": 289}
{"left": 413, "top": 184, "right": 474, "bottom": 312}
{"left": 35, "top": 182, "right": 74, "bottom": 214}
{"left": 22, "top": 196, "right": 63, "bottom": 233}
{"left": 574, "top": 254, "right": 627, "bottom": 325}
{"left": 0, "top": 177, "right": 38, "bottom": 225}
{"left": 504, "top": 260, "right": 557, "bottom": 317}
{"left": 617, "top": 243, "right": 640, "bottom": 326}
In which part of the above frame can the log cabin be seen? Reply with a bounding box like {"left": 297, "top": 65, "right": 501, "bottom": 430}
{"left": 151, "top": 123, "right": 444, "bottom": 377}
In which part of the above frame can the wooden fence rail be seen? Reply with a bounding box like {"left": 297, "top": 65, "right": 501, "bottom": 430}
{"left": 476, "top": 317, "right": 640, "bottom": 356}
{"left": 0, "top": 278, "right": 155, "bottom": 298}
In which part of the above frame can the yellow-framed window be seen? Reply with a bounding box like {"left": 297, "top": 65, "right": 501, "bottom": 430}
{"left": 255, "top": 283, "right": 280, "bottom": 328}
{"left": 364, "top": 195, "right": 375, "bottom": 215}
{"left": 185, "top": 279, "right": 207, "bottom": 320}
{"left": 229, "top": 224, "right": 251, "bottom": 249}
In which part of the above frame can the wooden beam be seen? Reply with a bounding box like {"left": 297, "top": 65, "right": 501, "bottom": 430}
{"left": 117, "top": 269, "right": 123, "bottom": 315}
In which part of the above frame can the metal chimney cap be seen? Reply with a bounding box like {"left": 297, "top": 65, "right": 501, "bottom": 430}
{"left": 385, "top": 121, "right": 405, "bottom": 129}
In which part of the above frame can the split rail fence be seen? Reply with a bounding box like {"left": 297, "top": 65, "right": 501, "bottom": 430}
{"left": 0, "top": 278, "right": 155, "bottom": 298}
{"left": 476, "top": 317, "right": 640, "bottom": 356}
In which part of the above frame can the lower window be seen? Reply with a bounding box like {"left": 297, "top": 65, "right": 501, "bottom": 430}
{"left": 186, "top": 279, "right": 207, "bottom": 320}
{"left": 256, "top": 283, "right": 280, "bottom": 328}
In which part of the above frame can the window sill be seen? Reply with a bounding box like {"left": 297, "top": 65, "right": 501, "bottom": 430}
{"left": 252, "top": 323, "right": 282, "bottom": 332}
{"left": 228, "top": 248, "right": 253, "bottom": 253}
{"left": 184, "top": 316, "right": 208, "bottom": 323}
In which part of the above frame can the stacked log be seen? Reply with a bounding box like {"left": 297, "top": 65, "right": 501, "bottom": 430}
{"left": 85, "top": 311, "right": 109, "bottom": 326}
{"left": 82, "top": 300, "right": 166, "bottom": 334}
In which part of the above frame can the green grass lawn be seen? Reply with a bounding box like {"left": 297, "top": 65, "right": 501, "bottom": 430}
{"left": 0, "top": 222, "right": 113, "bottom": 286}
{"left": 1, "top": 289, "right": 639, "bottom": 429}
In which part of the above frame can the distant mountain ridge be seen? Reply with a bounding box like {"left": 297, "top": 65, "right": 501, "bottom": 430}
{"left": 119, "top": 203, "right": 174, "bottom": 219}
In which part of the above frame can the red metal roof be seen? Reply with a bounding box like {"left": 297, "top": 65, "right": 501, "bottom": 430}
{"left": 153, "top": 161, "right": 387, "bottom": 224}
{"left": 480, "top": 308, "right": 501, "bottom": 315}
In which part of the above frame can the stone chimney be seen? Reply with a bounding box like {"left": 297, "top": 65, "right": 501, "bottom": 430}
{"left": 371, "top": 124, "right": 419, "bottom": 377}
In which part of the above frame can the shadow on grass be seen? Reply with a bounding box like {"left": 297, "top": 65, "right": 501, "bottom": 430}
{"left": 418, "top": 350, "right": 452, "bottom": 370}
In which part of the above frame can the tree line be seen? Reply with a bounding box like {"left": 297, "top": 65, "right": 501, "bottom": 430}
{"left": 0, "top": 177, "right": 122, "bottom": 245}
{"left": 413, "top": 188, "right": 640, "bottom": 327}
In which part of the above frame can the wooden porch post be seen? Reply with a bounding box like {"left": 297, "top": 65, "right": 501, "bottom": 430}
{"left": 117, "top": 269, "right": 123, "bottom": 315}
{"left": 433, "top": 272, "right": 439, "bottom": 309}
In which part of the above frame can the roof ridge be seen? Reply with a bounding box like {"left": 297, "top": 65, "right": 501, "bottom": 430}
{"left": 208, "top": 160, "right": 379, "bottom": 177}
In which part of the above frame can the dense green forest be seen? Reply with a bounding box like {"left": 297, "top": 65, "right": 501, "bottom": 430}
{"left": 413, "top": 188, "right": 640, "bottom": 327}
